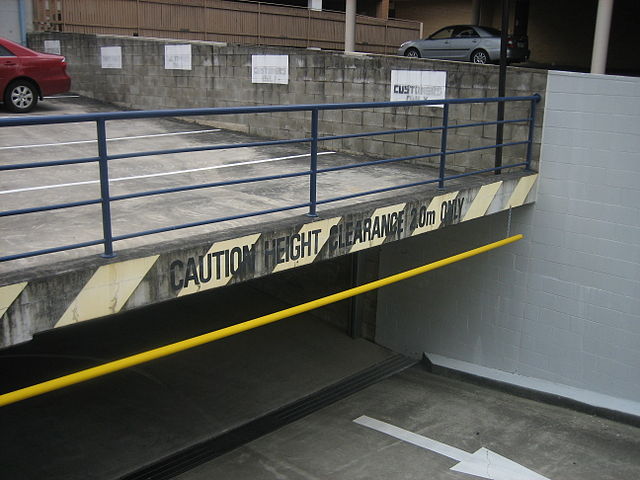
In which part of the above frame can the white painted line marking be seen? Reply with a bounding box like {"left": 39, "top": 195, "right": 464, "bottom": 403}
{"left": 0, "top": 129, "right": 222, "bottom": 150}
{"left": 354, "top": 415, "right": 469, "bottom": 461}
{"left": 1, "top": 179, "right": 96, "bottom": 195}
{"left": 354, "top": 416, "right": 551, "bottom": 480}
{"left": 0, "top": 152, "right": 336, "bottom": 195}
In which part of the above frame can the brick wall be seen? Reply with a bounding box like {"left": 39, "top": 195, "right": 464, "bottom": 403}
{"left": 375, "top": 71, "right": 640, "bottom": 406}
{"left": 29, "top": 32, "right": 545, "bottom": 173}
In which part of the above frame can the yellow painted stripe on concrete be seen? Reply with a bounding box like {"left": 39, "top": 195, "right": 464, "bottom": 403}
{"left": 55, "top": 256, "right": 159, "bottom": 328}
{"left": 508, "top": 174, "right": 538, "bottom": 207}
{"left": 411, "top": 192, "right": 459, "bottom": 236}
{"left": 349, "top": 204, "right": 406, "bottom": 253}
{"left": 0, "top": 234, "right": 524, "bottom": 407}
{"left": 0, "top": 282, "right": 27, "bottom": 318}
{"left": 273, "top": 217, "right": 341, "bottom": 272}
{"left": 178, "top": 234, "right": 261, "bottom": 296}
{"left": 463, "top": 181, "right": 503, "bottom": 222}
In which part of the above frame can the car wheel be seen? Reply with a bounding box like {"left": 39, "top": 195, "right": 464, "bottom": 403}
{"left": 4, "top": 80, "right": 38, "bottom": 113}
{"left": 471, "top": 49, "right": 489, "bottom": 64}
{"left": 405, "top": 48, "right": 421, "bottom": 58}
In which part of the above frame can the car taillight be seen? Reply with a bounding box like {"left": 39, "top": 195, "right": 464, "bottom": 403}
{"left": 506, "top": 36, "right": 514, "bottom": 48}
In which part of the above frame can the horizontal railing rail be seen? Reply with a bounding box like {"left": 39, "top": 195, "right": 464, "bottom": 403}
{"left": 0, "top": 95, "right": 540, "bottom": 262}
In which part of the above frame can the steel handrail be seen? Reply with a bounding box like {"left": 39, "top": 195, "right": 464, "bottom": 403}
{"left": 0, "top": 95, "right": 540, "bottom": 262}
{"left": 0, "top": 234, "right": 523, "bottom": 407}
{"left": 0, "top": 95, "right": 539, "bottom": 127}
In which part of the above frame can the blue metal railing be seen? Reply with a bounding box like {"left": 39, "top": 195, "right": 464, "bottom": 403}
{"left": 0, "top": 95, "right": 540, "bottom": 262}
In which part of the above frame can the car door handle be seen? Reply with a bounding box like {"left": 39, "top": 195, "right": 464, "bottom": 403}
{"left": 2, "top": 60, "right": 17, "bottom": 66}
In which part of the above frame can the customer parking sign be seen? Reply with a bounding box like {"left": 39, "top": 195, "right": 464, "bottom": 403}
{"left": 390, "top": 70, "right": 446, "bottom": 105}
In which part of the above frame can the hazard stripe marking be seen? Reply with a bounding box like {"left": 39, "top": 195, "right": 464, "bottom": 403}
{"left": 177, "top": 233, "right": 261, "bottom": 297}
{"left": 463, "top": 181, "right": 503, "bottom": 222}
{"left": 411, "top": 192, "right": 459, "bottom": 236}
{"left": 0, "top": 282, "right": 27, "bottom": 318}
{"left": 349, "top": 204, "right": 407, "bottom": 253}
{"left": 508, "top": 174, "right": 538, "bottom": 207}
{"left": 273, "top": 218, "right": 341, "bottom": 272}
{"left": 1, "top": 173, "right": 539, "bottom": 344}
{"left": 55, "top": 256, "right": 159, "bottom": 327}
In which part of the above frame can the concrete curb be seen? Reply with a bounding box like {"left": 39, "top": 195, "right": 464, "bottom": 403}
{"left": 423, "top": 352, "right": 640, "bottom": 428}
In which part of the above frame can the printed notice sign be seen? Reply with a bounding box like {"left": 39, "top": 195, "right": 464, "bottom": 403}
{"left": 390, "top": 70, "right": 446, "bottom": 106}
{"left": 252, "top": 55, "right": 289, "bottom": 84}
{"left": 101, "top": 46, "right": 122, "bottom": 69}
{"left": 165, "top": 44, "right": 192, "bottom": 70}
{"left": 44, "top": 40, "right": 61, "bottom": 55}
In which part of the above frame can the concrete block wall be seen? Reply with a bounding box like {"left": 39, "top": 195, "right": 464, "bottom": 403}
{"left": 29, "top": 33, "right": 545, "bottom": 172}
{"left": 375, "top": 71, "right": 640, "bottom": 407}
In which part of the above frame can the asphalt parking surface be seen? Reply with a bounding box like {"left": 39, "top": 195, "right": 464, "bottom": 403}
{"left": 0, "top": 95, "right": 439, "bottom": 275}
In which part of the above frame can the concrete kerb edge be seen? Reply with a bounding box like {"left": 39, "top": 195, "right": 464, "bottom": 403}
{"left": 422, "top": 352, "right": 640, "bottom": 428}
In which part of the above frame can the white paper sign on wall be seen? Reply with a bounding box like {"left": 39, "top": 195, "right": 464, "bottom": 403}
{"left": 390, "top": 70, "right": 447, "bottom": 106}
{"left": 165, "top": 44, "right": 192, "bottom": 70}
{"left": 101, "top": 46, "right": 122, "bottom": 69}
{"left": 252, "top": 55, "right": 289, "bottom": 85}
{"left": 44, "top": 40, "right": 61, "bottom": 55}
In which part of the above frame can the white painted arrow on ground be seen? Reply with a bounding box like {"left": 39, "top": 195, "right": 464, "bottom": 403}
{"left": 354, "top": 415, "right": 551, "bottom": 480}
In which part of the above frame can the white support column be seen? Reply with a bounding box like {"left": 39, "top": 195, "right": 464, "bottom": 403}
{"left": 471, "top": 0, "right": 481, "bottom": 25}
{"left": 345, "top": 0, "right": 356, "bottom": 53}
{"left": 18, "top": 0, "right": 27, "bottom": 44}
{"left": 590, "top": 0, "right": 614, "bottom": 74}
{"left": 308, "top": 0, "right": 322, "bottom": 12}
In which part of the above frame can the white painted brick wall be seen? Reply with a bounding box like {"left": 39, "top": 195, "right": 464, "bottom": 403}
{"left": 376, "top": 71, "right": 640, "bottom": 404}
{"left": 0, "top": 0, "right": 20, "bottom": 43}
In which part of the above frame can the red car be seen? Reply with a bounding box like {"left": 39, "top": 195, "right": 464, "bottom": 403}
{"left": 0, "top": 37, "right": 71, "bottom": 113}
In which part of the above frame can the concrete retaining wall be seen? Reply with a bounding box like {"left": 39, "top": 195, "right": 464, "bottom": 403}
{"left": 29, "top": 32, "right": 546, "bottom": 172}
{"left": 375, "top": 71, "right": 640, "bottom": 411}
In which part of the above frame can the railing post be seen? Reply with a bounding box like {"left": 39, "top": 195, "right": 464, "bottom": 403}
{"left": 97, "top": 119, "right": 116, "bottom": 258}
{"left": 525, "top": 95, "right": 540, "bottom": 171}
{"left": 308, "top": 109, "right": 319, "bottom": 217}
{"left": 495, "top": 97, "right": 505, "bottom": 175}
{"left": 438, "top": 104, "right": 449, "bottom": 189}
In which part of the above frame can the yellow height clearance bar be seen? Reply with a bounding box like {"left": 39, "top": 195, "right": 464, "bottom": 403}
{"left": 0, "top": 234, "right": 523, "bottom": 407}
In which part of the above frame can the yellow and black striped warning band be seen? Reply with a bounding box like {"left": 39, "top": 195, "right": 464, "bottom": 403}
{"left": 0, "top": 174, "right": 537, "bottom": 342}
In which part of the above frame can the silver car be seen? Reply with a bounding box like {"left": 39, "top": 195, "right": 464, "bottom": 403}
{"left": 398, "top": 25, "right": 529, "bottom": 64}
